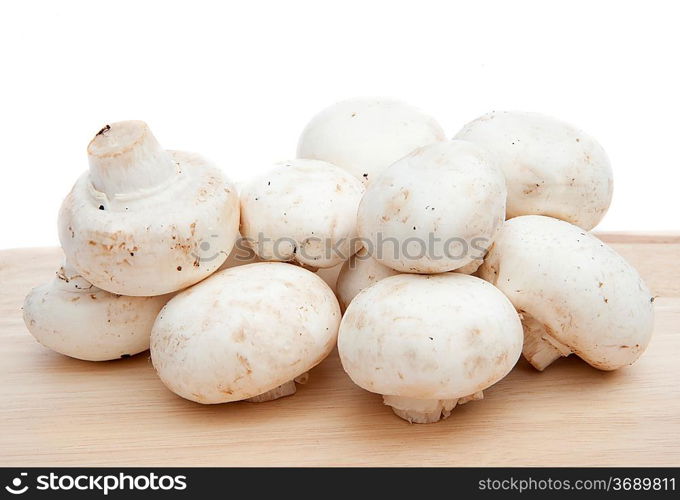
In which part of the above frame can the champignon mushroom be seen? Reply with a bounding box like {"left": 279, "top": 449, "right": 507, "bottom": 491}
{"left": 357, "top": 140, "right": 506, "bottom": 273}
{"left": 151, "top": 262, "right": 340, "bottom": 403}
{"left": 58, "top": 120, "right": 240, "bottom": 296}
{"left": 297, "top": 97, "right": 446, "bottom": 185}
{"left": 23, "top": 260, "right": 171, "bottom": 361}
{"left": 477, "top": 215, "right": 654, "bottom": 370}
{"left": 454, "top": 111, "right": 613, "bottom": 230}
{"left": 338, "top": 273, "right": 523, "bottom": 423}
{"left": 240, "top": 159, "right": 364, "bottom": 268}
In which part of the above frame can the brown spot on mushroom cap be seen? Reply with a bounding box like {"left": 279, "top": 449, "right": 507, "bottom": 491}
{"left": 464, "top": 354, "right": 489, "bottom": 378}
{"left": 232, "top": 328, "right": 246, "bottom": 343}
{"left": 237, "top": 354, "right": 253, "bottom": 374}
{"left": 495, "top": 351, "right": 508, "bottom": 365}
{"left": 191, "top": 392, "right": 206, "bottom": 402}
{"left": 381, "top": 187, "right": 412, "bottom": 220}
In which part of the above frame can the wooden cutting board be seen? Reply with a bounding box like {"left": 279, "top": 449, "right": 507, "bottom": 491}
{"left": 1, "top": 234, "right": 679, "bottom": 466}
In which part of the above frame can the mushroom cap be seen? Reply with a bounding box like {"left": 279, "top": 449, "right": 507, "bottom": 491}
{"left": 478, "top": 215, "right": 654, "bottom": 370}
{"left": 336, "top": 247, "right": 399, "bottom": 311}
{"left": 151, "top": 262, "right": 341, "bottom": 403}
{"left": 338, "top": 273, "right": 523, "bottom": 400}
{"left": 240, "top": 159, "right": 364, "bottom": 268}
{"left": 59, "top": 126, "right": 240, "bottom": 296}
{"left": 23, "top": 262, "right": 169, "bottom": 361}
{"left": 455, "top": 111, "right": 613, "bottom": 230}
{"left": 297, "top": 97, "right": 446, "bottom": 185}
{"left": 357, "top": 140, "right": 506, "bottom": 273}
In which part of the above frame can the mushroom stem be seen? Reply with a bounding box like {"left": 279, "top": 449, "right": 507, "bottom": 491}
{"left": 383, "top": 392, "right": 484, "bottom": 424}
{"left": 521, "top": 313, "right": 572, "bottom": 370}
{"left": 245, "top": 373, "right": 309, "bottom": 403}
{"left": 87, "top": 121, "right": 177, "bottom": 198}
{"left": 457, "top": 391, "right": 484, "bottom": 405}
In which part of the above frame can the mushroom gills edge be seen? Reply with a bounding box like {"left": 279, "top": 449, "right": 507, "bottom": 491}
{"left": 383, "top": 392, "right": 484, "bottom": 424}
{"left": 245, "top": 373, "right": 310, "bottom": 403}
{"left": 520, "top": 312, "right": 572, "bottom": 370}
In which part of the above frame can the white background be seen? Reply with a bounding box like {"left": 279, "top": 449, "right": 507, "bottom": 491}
{"left": 1, "top": 0, "right": 678, "bottom": 249}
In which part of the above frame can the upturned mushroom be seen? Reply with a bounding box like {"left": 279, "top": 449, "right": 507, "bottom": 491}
{"left": 454, "top": 111, "right": 613, "bottom": 230}
{"left": 297, "top": 97, "right": 446, "bottom": 185}
{"left": 151, "top": 262, "right": 340, "bottom": 403}
{"left": 23, "top": 260, "right": 170, "bottom": 361}
{"left": 240, "top": 159, "right": 364, "bottom": 268}
{"left": 338, "top": 273, "right": 523, "bottom": 423}
{"left": 357, "top": 140, "right": 506, "bottom": 273}
{"left": 477, "top": 215, "right": 654, "bottom": 371}
{"left": 58, "top": 120, "right": 240, "bottom": 296}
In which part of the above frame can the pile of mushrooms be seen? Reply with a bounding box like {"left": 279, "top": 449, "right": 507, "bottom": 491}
{"left": 23, "top": 99, "right": 654, "bottom": 423}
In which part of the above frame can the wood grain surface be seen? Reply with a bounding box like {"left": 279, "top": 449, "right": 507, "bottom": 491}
{"left": 1, "top": 235, "right": 679, "bottom": 466}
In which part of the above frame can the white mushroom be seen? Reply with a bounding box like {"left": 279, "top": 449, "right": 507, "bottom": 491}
{"left": 297, "top": 97, "right": 446, "bottom": 185}
{"left": 338, "top": 273, "right": 523, "bottom": 423}
{"left": 240, "top": 159, "right": 364, "bottom": 268}
{"left": 151, "top": 262, "right": 340, "bottom": 403}
{"left": 357, "top": 140, "right": 506, "bottom": 273}
{"left": 58, "top": 121, "right": 240, "bottom": 296}
{"left": 23, "top": 260, "right": 170, "bottom": 361}
{"left": 454, "top": 111, "right": 613, "bottom": 230}
{"left": 477, "top": 215, "right": 654, "bottom": 370}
